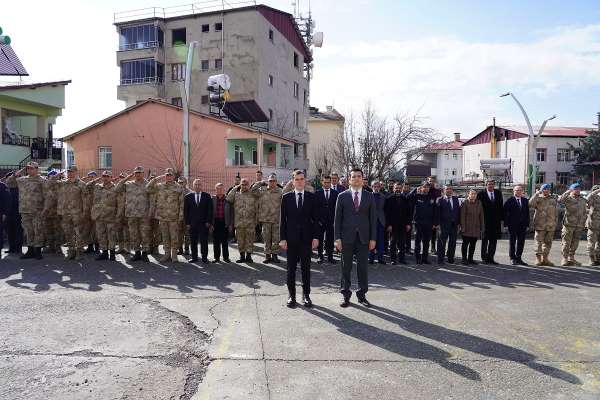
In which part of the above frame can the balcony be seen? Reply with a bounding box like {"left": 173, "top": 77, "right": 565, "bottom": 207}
{"left": 2, "top": 130, "right": 30, "bottom": 147}
{"left": 119, "top": 76, "right": 164, "bottom": 86}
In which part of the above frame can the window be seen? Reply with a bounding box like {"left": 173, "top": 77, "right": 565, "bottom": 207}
{"left": 557, "top": 148, "right": 574, "bottom": 162}
{"left": 215, "top": 22, "right": 222, "bottom": 32}
{"left": 293, "top": 52, "right": 299, "bottom": 68}
{"left": 234, "top": 145, "right": 244, "bottom": 166}
{"left": 269, "top": 29, "right": 274, "bottom": 41}
{"left": 201, "top": 60, "right": 209, "bottom": 71}
{"left": 172, "top": 28, "right": 186, "bottom": 46}
{"left": 98, "top": 147, "right": 112, "bottom": 169}
{"left": 120, "top": 59, "right": 164, "bottom": 85}
{"left": 444, "top": 153, "right": 449, "bottom": 159}
{"left": 252, "top": 148, "right": 258, "bottom": 165}
{"left": 201, "top": 95, "right": 209, "bottom": 105}
{"left": 171, "top": 97, "right": 182, "bottom": 107}
{"left": 66, "top": 149, "right": 75, "bottom": 168}
{"left": 536, "top": 148, "right": 547, "bottom": 162}
{"left": 453, "top": 153, "right": 458, "bottom": 160}
{"left": 293, "top": 81, "right": 299, "bottom": 98}
{"left": 452, "top": 169, "right": 457, "bottom": 176}
{"left": 557, "top": 172, "right": 571, "bottom": 186}
{"left": 119, "top": 25, "right": 163, "bottom": 50}
{"left": 536, "top": 171, "right": 546, "bottom": 185}
{"left": 268, "top": 75, "right": 273, "bottom": 87}
{"left": 268, "top": 109, "right": 273, "bottom": 120}
{"left": 215, "top": 58, "right": 223, "bottom": 70}
{"left": 171, "top": 63, "right": 186, "bottom": 81}
{"left": 444, "top": 168, "right": 449, "bottom": 176}
{"left": 202, "top": 24, "right": 209, "bottom": 33}
{"left": 293, "top": 111, "right": 299, "bottom": 128}
{"left": 303, "top": 89, "right": 308, "bottom": 106}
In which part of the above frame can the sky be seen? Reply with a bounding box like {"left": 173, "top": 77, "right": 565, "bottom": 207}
{"left": 2, "top": 0, "right": 600, "bottom": 140}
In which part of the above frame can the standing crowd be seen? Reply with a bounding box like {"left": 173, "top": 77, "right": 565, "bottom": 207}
{"left": 1, "top": 161, "right": 600, "bottom": 307}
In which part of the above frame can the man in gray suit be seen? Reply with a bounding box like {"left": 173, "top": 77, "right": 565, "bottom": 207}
{"left": 334, "top": 168, "right": 377, "bottom": 307}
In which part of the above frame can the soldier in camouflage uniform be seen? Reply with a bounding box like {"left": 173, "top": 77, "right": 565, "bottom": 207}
{"left": 177, "top": 177, "right": 191, "bottom": 256}
{"left": 42, "top": 169, "right": 62, "bottom": 254}
{"left": 147, "top": 173, "right": 161, "bottom": 255}
{"left": 81, "top": 171, "right": 98, "bottom": 254}
{"left": 116, "top": 166, "right": 151, "bottom": 262}
{"left": 6, "top": 162, "right": 46, "bottom": 259}
{"left": 585, "top": 186, "right": 600, "bottom": 266}
{"left": 227, "top": 178, "right": 260, "bottom": 263}
{"left": 558, "top": 183, "right": 588, "bottom": 266}
{"left": 88, "top": 170, "right": 119, "bottom": 261}
{"left": 147, "top": 168, "right": 185, "bottom": 263}
{"left": 115, "top": 173, "right": 129, "bottom": 254}
{"left": 50, "top": 166, "right": 89, "bottom": 260}
{"left": 251, "top": 174, "right": 282, "bottom": 264}
{"left": 529, "top": 184, "right": 558, "bottom": 266}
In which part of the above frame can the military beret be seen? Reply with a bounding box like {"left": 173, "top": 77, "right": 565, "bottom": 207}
{"left": 569, "top": 183, "right": 581, "bottom": 190}
{"left": 47, "top": 169, "right": 58, "bottom": 177}
{"left": 165, "top": 168, "right": 174, "bottom": 175}
{"left": 133, "top": 166, "right": 144, "bottom": 173}
{"left": 541, "top": 183, "right": 551, "bottom": 190}
{"left": 592, "top": 185, "right": 600, "bottom": 191}
{"left": 87, "top": 170, "right": 97, "bottom": 177}
{"left": 102, "top": 170, "right": 112, "bottom": 177}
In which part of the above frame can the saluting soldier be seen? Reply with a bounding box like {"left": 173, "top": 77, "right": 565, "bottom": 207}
{"left": 585, "top": 185, "right": 600, "bottom": 266}
{"left": 251, "top": 174, "right": 283, "bottom": 264}
{"left": 147, "top": 172, "right": 161, "bottom": 255}
{"left": 88, "top": 170, "right": 119, "bottom": 261}
{"left": 81, "top": 171, "right": 98, "bottom": 254}
{"left": 115, "top": 173, "right": 129, "bottom": 254}
{"left": 42, "top": 169, "right": 62, "bottom": 254}
{"left": 6, "top": 161, "right": 47, "bottom": 259}
{"left": 146, "top": 168, "right": 185, "bottom": 263}
{"left": 558, "top": 183, "right": 588, "bottom": 266}
{"left": 529, "top": 184, "right": 558, "bottom": 266}
{"left": 226, "top": 178, "right": 260, "bottom": 263}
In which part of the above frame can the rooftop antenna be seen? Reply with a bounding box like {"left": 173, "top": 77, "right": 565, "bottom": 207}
{"left": 295, "top": 0, "right": 323, "bottom": 106}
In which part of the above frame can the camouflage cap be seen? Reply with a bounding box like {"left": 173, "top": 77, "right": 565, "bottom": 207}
{"left": 133, "top": 166, "right": 144, "bottom": 173}
{"left": 592, "top": 185, "right": 600, "bottom": 191}
{"left": 87, "top": 170, "right": 98, "bottom": 177}
{"left": 569, "top": 183, "right": 581, "bottom": 190}
{"left": 119, "top": 172, "right": 127, "bottom": 178}
{"left": 165, "top": 168, "right": 174, "bottom": 175}
{"left": 268, "top": 174, "right": 277, "bottom": 181}
{"left": 102, "top": 170, "right": 112, "bottom": 177}
{"left": 26, "top": 161, "right": 39, "bottom": 168}
{"left": 67, "top": 165, "right": 78, "bottom": 172}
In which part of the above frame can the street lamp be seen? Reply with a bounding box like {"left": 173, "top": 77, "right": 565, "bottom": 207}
{"left": 500, "top": 92, "right": 556, "bottom": 196}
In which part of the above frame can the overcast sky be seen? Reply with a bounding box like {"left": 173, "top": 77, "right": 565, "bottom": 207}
{"left": 2, "top": 0, "right": 599, "bottom": 140}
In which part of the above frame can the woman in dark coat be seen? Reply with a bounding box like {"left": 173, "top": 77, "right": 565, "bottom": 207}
{"left": 460, "top": 189, "right": 484, "bottom": 265}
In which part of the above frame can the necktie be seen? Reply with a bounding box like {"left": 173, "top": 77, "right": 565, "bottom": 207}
{"left": 490, "top": 192, "right": 494, "bottom": 202}
{"left": 517, "top": 198, "right": 521, "bottom": 208}
{"left": 449, "top": 197, "right": 453, "bottom": 210}
{"left": 196, "top": 193, "right": 199, "bottom": 205}
{"left": 298, "top": 192, "right": 303, "bottom": 209}
{"left": 325, "top": 190, "right": 329, "bottom": 202}
{"left": 353, "top": 191, "right": 359, "bottom": 211}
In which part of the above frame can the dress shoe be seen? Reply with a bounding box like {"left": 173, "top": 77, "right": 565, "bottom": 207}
{"left": 223, "top": 258, "right": 231, "bottom": 263}
{"left": 201, "top": 258, "right": 209, "bottom": 263}
{"left": 340, "top": 297, "right": 351, "bottom": 308}
{"left": 271, "top": 255, "right": 281, "bottom": 264}
{"left": 236, "top": 252, "right": 246, "bottom": 263}
{"left": 20, "top": 246, "right": 34, "bottom": 259}
{"left": 511, "top": 259, "right": 519, "bottom": 265}
{"left": 141, "top": 252, "right": 150, "bottom": 262}
{"left": 447, "top": 258, "right": 455, "bottom": 264}
{"left": 188, "top": 258, "right": 198, "bottom": 263}
{"left": 317, "top": 258, "right": 324, "bottom": 265}
{"left": 130, "top": 251, "right": 142, "bottom": 262}
{"left": 377, "top": 260, "right": 386, "bottom": 265}
{"left": 328, "top": 258, "right": 336, "bottom": 264}
{"left": 246, "top": 255, "right": 254, "bottom": 263}
{"left": 518, "top": 259, "right": 528, "bottom": 266}
{"left": 286, "top": 297, "right": 297, "bottom": 308}
{"left": 489, "top": 259, "right": 499, "bottom": 265}
{"left": 303, "top": 295, "right": 313, "bottom": 307}
{"left": 95, "top": 250, "right": 108, "bottom": 261}
{"left": 357, "top": 297, "right": 371, "bottom": 307}
{"left": 264, "top": 255, "right": 272, "bottom": 264}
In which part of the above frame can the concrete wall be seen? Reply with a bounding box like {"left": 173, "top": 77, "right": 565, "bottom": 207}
{"left": 306, "top": 118, "right": 344, "bottom": 177}
{"left": 436, "top": 150, "right": 463, "bottom": 184}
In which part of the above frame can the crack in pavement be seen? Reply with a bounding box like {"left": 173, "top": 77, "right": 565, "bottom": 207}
{"left": 253, "top": 287, "right": 272, "bottom": 400}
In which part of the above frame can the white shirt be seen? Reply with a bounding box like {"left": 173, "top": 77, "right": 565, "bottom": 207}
{"left": 445, "top": 195, "right": 453, "bottom": 210}
{"left": 516, "top": 196, "right": 522, "bottom": 207}
{"left": 294, "top": 189, "right": 305, "bottom": 208}
{"left": 324, "top": 188, "right": 330, "bottom": 201}
{"left": 487, "top": 190, "right": 495, "bottom": 201}
{"left": 195, "top": 192, "right": 200, "bottom": 205}
{"left": 351, "top": 188, "right": 363, "bottom": 208}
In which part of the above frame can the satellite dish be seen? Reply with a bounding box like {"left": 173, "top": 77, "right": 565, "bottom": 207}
{"left": 313, "top": 32, "right": 324, "bottom": 48}
{"left": 207, "top": 74, "right": 231, "bottom": 91}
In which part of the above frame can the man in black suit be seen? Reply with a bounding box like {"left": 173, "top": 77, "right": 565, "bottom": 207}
{"left": 368, "top": 180, "right": 386, "bottom": 264}
{"left": 212, "top": 183, "right": 233, "bottom": 263}
{"left": 435, "top": 185, "right": 460, "bottom": 265}
{"left": 504, "top": 185, "right": 530, "bottom": 265}
{"left": 334, "top": 168, "right": 377, "bottom": 308}
{"left": 385, "top": 182, "right": 412, "bottom": 264}
{"left": 477, "top": 179, "right": 504, "bottom": 264}
{"left": 315, "top": 175, "right": 338, "bottom": 264}
{"left": 184, "top": 179, "right": 213, "bottom": 263}
{"left": 331, "top": 172, "right": 347, "bottom": 193}
{"left": 279, "top": 170, "right": 320, "bottom": 308}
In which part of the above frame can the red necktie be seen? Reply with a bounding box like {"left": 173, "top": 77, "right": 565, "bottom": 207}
{"left": 353, "top": 191, "right": 359, "bottom": 211}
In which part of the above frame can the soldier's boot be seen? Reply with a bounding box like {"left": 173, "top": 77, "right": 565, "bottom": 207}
{"left": 570, "top": 256, "right": 582, "bottom": 266}
{"left": 236, "top": 252, "right": 246, "bottom": 263}
{"left": 184, "top": 245, "right": 190, "bottom": 256}
{"left": 171, "top": 249, "right": 179, "bottom": 263}
{"left": 159, "top": 249, "right": 172, "bottom": 263}
{"left": 561, "top": 257, "right": 572, "bottom": 266}
{"left": 108, "top": 249, "right": 116, "bottom": 261}
{"left": 34, "top": 247, "right": 43, "bottom": 260}
{"left": 543, "top": 255, "right": 555, "bottom": 267}
{"left": 130, "top": 251, "right": 142, "bottom": 262}
{"left": 65, "top": 249, "right": 75, "bottom": 260}
{"left": 95, "top": 250, "right": 108, "bottom": 261}
{"left": 264, "top": 254, "right": 272, "bottom": 264}
{"left": 141, "top": 251, "right": 150, "bottom": 262}
{"left": 20, "top": 246, "right": 34, "bottom": 259}
{"left": 535, "top": 254, "right": 544, "bottom": 266}
{"left": 246, "top": 253, "right": 254, "bottom": 263}
{"left": 272, "top": 254, "right": 281, "bottom": 264}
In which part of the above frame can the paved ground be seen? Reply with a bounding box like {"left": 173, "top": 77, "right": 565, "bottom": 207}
{"left": 1, "top": 239, "right": 600, "bottom": 400}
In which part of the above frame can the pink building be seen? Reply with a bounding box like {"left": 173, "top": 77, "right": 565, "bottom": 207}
{"left": 62, "top": 100, "right": 296, "bottom": 192}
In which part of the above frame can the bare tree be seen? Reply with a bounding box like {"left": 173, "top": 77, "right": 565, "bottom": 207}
{"left": 332, "top": 102, "right": 442, "bottom": 182}
{"left": 312, "top": 143, "right": 335, "bottom": 176}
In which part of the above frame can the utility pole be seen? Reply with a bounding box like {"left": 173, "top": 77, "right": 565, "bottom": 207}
{"left": 180, "top": 41, "right": 199, "bottom": 181}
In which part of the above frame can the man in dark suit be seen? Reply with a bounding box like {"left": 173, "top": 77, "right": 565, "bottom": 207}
{"left": 315, "top": 175, "right": 338, "bottom": 264}
{"left": 0, "top": 179, "right": 8, "bottom": 253}
{"left": 212, "top": 183, "right": 233, "bottom": 263}
{"left": 184, "top": 179, "right": 213, "bottom": 263}
{"left": 477, "top": 179, "right": 504, "bottom": 264}
{"left": 279, "top": 170, "right": 320, "bottom": 308}
{"left": 401, "top": 183, "right": 414, "bottom": 254}
{"left": 435, "top": 185, "right": 460, "bottom": 265}
{"left": 334, "top": 168, "right": 377, "bottom": 308}
{"left": 330, "top": 172, "right": 347, "bottom": 193}
{"left": 368, "top": 180, "right": 386, "bottom": 264}
{"left": 4, "top": 172, "right": 22, "bottom": 254}
{"left": 407, "top": 182, "right": 438, "bottom": 265}
{"left": 504, "top": 185, "right": 530, "bottom": 265}
{"left": 385, "top": 182, "right": 412, "bottom": 264}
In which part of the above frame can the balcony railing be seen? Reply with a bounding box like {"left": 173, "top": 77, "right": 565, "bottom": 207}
{"left": 120, "top": 76, "right": 164, "bottom": 85}
{"left": 2, "top": 132, "right": 31, "bottom": 147}
{"left": 119, "top": 41, "right": 160, "bottom": 51}
{"left": 114, "top": 1, "right": 257, "bottom": 23}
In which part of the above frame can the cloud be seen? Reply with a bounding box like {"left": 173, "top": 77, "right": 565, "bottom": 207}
{"left": 310, "top": 24, "right": 600, "bottom": 137}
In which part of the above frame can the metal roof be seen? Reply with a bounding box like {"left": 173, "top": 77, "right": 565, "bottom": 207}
{"left": 0, "top": 44, "right": 28, "bottom": 76}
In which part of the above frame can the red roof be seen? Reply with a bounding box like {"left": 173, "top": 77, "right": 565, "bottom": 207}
{"left": 499, "top": 125, "right": 591, "bottom": 138}
{"left": 423, "top": 140, "right": 465, "bottom": 151}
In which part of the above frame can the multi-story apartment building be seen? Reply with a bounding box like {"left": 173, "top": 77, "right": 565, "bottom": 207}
{"left": 405, "top": 133, "right": 465, "bottom": 185}
{"left": 113, "top": 3, "right": 312, "bottom": 171}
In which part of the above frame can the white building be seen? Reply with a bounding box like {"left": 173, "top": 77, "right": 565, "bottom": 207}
{"left": 406, "top": 133, "right": 464, "bottom": 184}
{"left": 462, "top": 125, "right": 590, "bottom": 189}
{"left": 306, "top": 106, "right": 344, "bottom": 177}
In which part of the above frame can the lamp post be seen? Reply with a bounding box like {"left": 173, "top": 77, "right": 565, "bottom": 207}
{"left": 500, "top": 92, "right": 556, "bottom": 196}
{"left": 180, "top": 41, "right": 199, "bottom": 181}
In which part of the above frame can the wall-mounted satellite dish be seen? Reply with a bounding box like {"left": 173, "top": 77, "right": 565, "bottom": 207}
{"left": 313, "top": 32, "right": 324, "bottom": 48}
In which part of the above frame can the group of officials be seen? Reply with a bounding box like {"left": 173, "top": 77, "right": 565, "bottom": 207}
{"left": 2, "top": 161, "right": 600, "bottom": 309}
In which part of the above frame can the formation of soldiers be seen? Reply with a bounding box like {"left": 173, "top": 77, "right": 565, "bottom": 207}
{"left": 3, "top": 161, "right": 600, "bottom": 268}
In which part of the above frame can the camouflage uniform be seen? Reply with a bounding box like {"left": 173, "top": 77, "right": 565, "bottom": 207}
{"left": 115, "top": 190, "right": 129, "bottom": 253}
{"left": 586, "top": 190, "right": 600, "bottom": 265}
{"left": 115, "top": 178, "right": 151, "bottom": 256}
{"left": 81, "top": 182, "right": 95, "bottom": 250}
{"left": 89, "top": 180, "right": 119, "bottom": 254}
{"left": 147, "top": 176, "right": 185, "bottom": 262}
{"left": 6, "top": 173, "right": 46, "bottom": 250}
{"left": 147, "top": 190, "right": 161, "bottom": 254}
{"left": 251, "top": 182, "right": 282, "bottom": 256}
{"left": 52, "top": 178, "right": 88, "bottom": 259}
{"left": 178, "top": 184, "right": 192, "bottom": 254}
{"left": 558, "top": 191, "right": 588, "bottom": 266}
{"left": 529, "top": 191, "right": 558, "bottom": 266}
{"left": 42, "top": 181, "right": 61, "bottom": 253}
{"left": 226, "top": 186, "right": 260, "bottom": 255}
